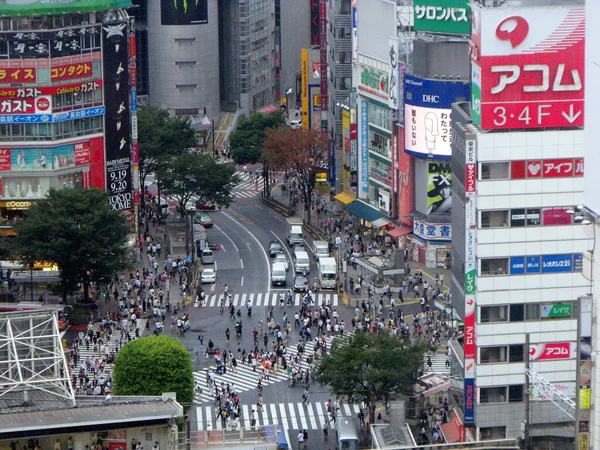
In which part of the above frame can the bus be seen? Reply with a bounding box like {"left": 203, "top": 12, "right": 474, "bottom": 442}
{"left": 336, "top": 418, "right": 359, "bottom": 450}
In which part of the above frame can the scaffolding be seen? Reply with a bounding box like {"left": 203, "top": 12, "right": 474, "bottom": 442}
{"left": 526, "top": 368, "right": 576, "bottom": 421}
{"left": 0, "top": 310, "right": 75, "bottom": 408}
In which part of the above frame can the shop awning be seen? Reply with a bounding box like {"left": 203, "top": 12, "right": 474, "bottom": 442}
{"left": 372, "top": 217, "right": 393, "bottom": 228}
{"left": 386, "top": 225, "right": 413, "bottom": 238}
{"left": 344, "top": 200, "right": 384, "bottom": 223}
{"left": 258, "top": 104, "right": 279, "bottom": 114}
{"left": 334, "top": 192, "right": 355, "bottom": 205}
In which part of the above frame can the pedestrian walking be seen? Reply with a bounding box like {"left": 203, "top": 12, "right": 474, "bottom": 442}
{"left": 250, "top": 410, "right": 257, "bottom": 428}
{"left": 302, "top": 388, "right": 310, "bottom": 405}
{"left": 427, "top": 355, "right": 433, "bottom": 371}
{"left": 297, "top": 432, "right": 305, "bottom": 449}
{"left": 225, "top": 328, "right": 231, "bottom": 343}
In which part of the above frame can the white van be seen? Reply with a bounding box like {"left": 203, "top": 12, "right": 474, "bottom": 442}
{"left": 201, "top": 248, "right": 214, "bottom": 264}
{"left": 271, "top": 262, "right": 287, "bottom": 286}
{"left": 312, "top": 240, "right": 329, "bottom": 261}
{"left": 294, "top": 251, "right": 311, "bottom": 274}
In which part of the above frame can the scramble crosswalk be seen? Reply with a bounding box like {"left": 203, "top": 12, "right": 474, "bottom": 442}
{"left": 422, "top": 351, "right": 450, "bottom": 375}
{"left": 194, "top": 400, "right": 361, "bottom": 431}
{"left": 193, "top": 334, "right": 348, "bottom": 403}
{"left": 71, "top": 319, "right": 148, "bottom": 379}
{"left": 194, "top": 292, "right": 339, "bottom": 308}
{"left": 233, "top": 171, "right": 264, "bottom": 199}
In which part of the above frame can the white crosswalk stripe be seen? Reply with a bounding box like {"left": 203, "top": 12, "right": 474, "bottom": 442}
{"left": 423, "top": 351, "right": 450, "bottom": 375}
{"left": 194, "top": 401, "right": 361, "bottom": 431}
{"left": 69, "top": 319, "right": 148, "bottom": 380}
{"left": 197, "top": 292, "right": 339, "bottom": 308}
{"left": 192, "top": 334, "right": 351, "bottom": 404}
{"left": 233, "top": 171, "right": 263, "bottom": 199}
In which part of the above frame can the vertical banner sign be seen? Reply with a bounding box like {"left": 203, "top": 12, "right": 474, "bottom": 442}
{"left": 103, "top": 20, "right": 132, "bottom": 211}
{"left": 129, "top": 14, "right": 140, "bottom": 237}
{"left": 311, "top": 0, "right": 320, "bottom": 46}
{"left": 301, "top": 49, "right": 309, "bottom": 131}
{"left": 328, "top": 140, "right": 335, "bottom": 184}
{"left": 388, "top": 37, "right": 399, "bottom": 111}
{"left": 463, "top": 133, "right": 477, "bottom": 426}
{"left": 352, "top": 0, "right": 358, "bottom": 62}
{"left": 360, "top": 101, "right": 368, "bottom": 193}
{"left": 319, "top": 0, "right": 328, "bottom": 130}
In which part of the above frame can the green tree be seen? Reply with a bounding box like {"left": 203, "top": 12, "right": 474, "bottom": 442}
{"left": 113, "top": 335, "right": 194, "bottom": 406}
{"left": 316, "top": 331, "right": 427, "bottom": 423}
{"left": 156, "top": 152, "right": 238, "bottom": 252}
{"left": 10, "top": 188, "right": 129, "bottom": 302}
{"left": 137, "top": 106, "right": 197, "bottom": 211}
{"left": 228, "top": 111, "right": 285, "bottom": 164}
{"left": 264, "top": 127, "right": 328, "bottom": 224}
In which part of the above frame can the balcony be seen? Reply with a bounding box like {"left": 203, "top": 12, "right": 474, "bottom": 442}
{"left": 369, "top": 168, "right": 392, "bottom": 186}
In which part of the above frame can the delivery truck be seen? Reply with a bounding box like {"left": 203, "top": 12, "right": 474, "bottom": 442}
{"left": 285, "top": 217, "right": 304, "bottom": 246}
{"left": 318, "top": 256, "right": 337, "bottom": 289}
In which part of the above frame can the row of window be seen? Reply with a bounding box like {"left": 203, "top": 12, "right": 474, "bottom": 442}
{"left": 480, "top": 302, "right": 574, "bottom": 323}
{"left": 0, "top": 116, "right": 102, "bottom": 141}
{"left": 481, "top": 207, "right": 574, "bottom": 228}
{"left": 480, "top": 385, "right": 524, "bottom": 404}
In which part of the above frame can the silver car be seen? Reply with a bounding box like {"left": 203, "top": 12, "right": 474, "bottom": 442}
{"left": 274, "top": 253, "right": 289, "bottom": 271}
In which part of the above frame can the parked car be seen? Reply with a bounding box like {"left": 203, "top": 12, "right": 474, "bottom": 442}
{"left": 275, "top": 253, "right": 289, "bottom": 271}
{"left": 194, "top": 213, "right": 214, "bottom": 228}
{"left": 269, "top": 240, "right": 284, "bottom": 257}
{"left": 201, "top": 268, "right": 216, "bottom": 284}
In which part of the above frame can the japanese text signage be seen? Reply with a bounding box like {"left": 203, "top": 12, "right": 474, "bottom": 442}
{"left": 0, "top": 95, "right": 51, "bottom": 115}
{"left": 0, "top": 106, "right": 104, "bottom": 124}
{"left": 505, "top": 253, "right": 583, "bottom": 274}
{"left": 360, "top": 101, "right": 369, "bottom": 192}
{"left": 388, "top": 37, "right": 400, "bottom": 111}
{"left": 358, "top": 67, "right": 389, "bottom": 101}
{"left": 51, "top": 62, "right": 92, "bottom": 82}
{"left": 0, "top": 81, "right": 102, "bottom": 98}
{"left": 541, "top": 303, "right": 572, "bottom": 319}
{"left": 103, "top": 20, "right": 132, "bottom": 211}
{"left": 529, "top": 342, "right": 576, "bottom": 361}
{"left": 464, "top": 378, "right": 475, "bottom": 424}
{"left": 465, "top": 138, "right": 476, "bottom": 193}
{"left": 352, "top": 0, "right": 358, "bottom": 62}
{"left": 471, "top": 5, "right": 585, "bottom": 130}
{"left": 414, "top": 0, "right": 470, "bottom": 35}
{"left": 511, "top": 158, "right": 584, "bottom": 179}
{"left": 404, "top": 75, "right": 470, "bottom": 160}
{"left": 0, "top": 68, "right": 36, "bottom": 84}
{"left": 413, "top": 220, "right": 452, "bottom": 241}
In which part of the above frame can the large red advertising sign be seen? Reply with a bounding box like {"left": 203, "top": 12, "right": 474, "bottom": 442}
{"left": 74, "top": 141, "right": 90, "bottom": 166}
{"left": 0, "top": 148, "right": 10, "bottom": 171}
{"left": 464, "top": 297, "right": 476, "bottom": 359}
{"left": 0, "top": 67, "right": 36, "bottom": 84}
{"left": 0, "top": 96, "right": 51, "bottom": 115}
{"left": 511, "top": 158, "right": 584, "bottom": 179}
{"left": 50, "top": 62, "right": 92, "bottom": 82}
{"left": 0, "top": 80, "right": 102, "bottom": 99}
{"left": 529, "top": 342, "right": 576, "bottom": 361}
{"left": 473, "top": 7, "right": 585, "bottom": 131}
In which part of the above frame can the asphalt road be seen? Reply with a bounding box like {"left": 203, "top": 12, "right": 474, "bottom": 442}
{"left": 153, "top": 171, "right": 424, "bottom": 450}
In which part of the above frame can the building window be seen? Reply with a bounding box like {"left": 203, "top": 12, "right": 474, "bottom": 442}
{"left": 508, "top": 385, "right": 524, "bottom": 402}
{"left": 480, "top": 258, "right": 509, "bottom": 276}
{"left": 508, "top": 345, "right": 525, "bottom": 362}
{"left": 480, "top": 387, "right": 507, "bottom": 404}
{"left": 511, "top": 208, "right": 541, "bottom": 227}
{"left": 481, "top": 162, "right": 510, "bottom": 180}
{"left": 480, "top": 426, "right": 507, "bottom": 440}
{"left": 480, "top": 210, "right": 509, "bottom": 228}
{"left": 509, "top": 304, "right": 524, "bottom": 322}
{"left": 525, "top": 303, "right": 540, "bottom": 321}
{"left": 480, "top": 305, "right": 508, "bottom": 323}
{"left": 480, "top": 346, "right": 507, "bottom": 364}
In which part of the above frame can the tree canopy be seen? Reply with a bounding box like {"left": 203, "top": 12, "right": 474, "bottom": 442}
{"left": 264, "top": 127, "right": 328, "bottom": 223}
{"left": 228, "top": 111, "right": 285, "bottom": 164}
{"left": 137, "top": 106, "right": 197, "bottom": 207}
{"left": 316, "top": 331, "right": 427, "bottom": 422}
{"left": 10, "top": 188, "right": 129, "bottom": 302}
{"left": 113, "top": 335, "right": 194, "bottom": 406}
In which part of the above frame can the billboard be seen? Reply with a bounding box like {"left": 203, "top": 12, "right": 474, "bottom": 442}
{"left": 0, "top": 0, "right": 131, "bottom": 16}
{"left": 388, "top": 37, "right": 400, "bottom": 111}
{"left": 0, "top": 81, "right": 102, "bottom": 98}
{"left": 464, "top": 377, "right": 475, "bottom": 424}
{"left": 320, "top": 0, "right": 328, "bottom": 123}
{"left": 161, "top": 0, "right": 208, "bottom": 25}
{"left": 413, "top": 220, "right": 451, "bottom": 241}
{"left": 311, "top": 0, "right": 320, "bottom": 46}
{"left": 471, "top": 6, "right": 585, "bottom": 130}
{"left": 529, "top": 342, "right": 576, "bottom": 361}
{"left": 510, "top": 158, "right": 584, "bottom": 179}
{"left": 103, "top": 20, "right": 132, "bottom": 211}
{"left": 0, "top": 96, "right": 51, "bottom": 115}
{"left": 426, "top": 161, "right": 452, "bottom": 214}
{"left": 397, "top": 126, "right": 412, "bottom": 227}
{"left": 358, "top": 66, "right": 389, "bottom": 102}
{"left": 414, "top": 0, "right": 470, "bottom": 35}
{"left": 302, "top": 49, "right": 309, "bottom": 131}
{"left": 404, "top": 75, "right": 470, "bottom": 160}
{"left": 0, "top": 106, "right": 105, "bottom": 124}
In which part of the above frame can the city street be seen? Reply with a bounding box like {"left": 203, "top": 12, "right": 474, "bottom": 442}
{"left": 147, "top": 169, "right": 427, "bottom": 450}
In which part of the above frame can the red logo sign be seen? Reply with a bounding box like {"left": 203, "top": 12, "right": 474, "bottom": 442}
{"left": 465, "top": 163, "right": 477, "bottom": 193}
{"left": 0, "top": 148, "right": 10, "bottom": 171}
{"left": 74, "top": 142, "right": 91, "bottom": 166}
{"left": 496, "top": 16, "right": 529, "bottom": 48}
{"left": 529, "top": 342, "right": 573, "bottom": 361}
{"left": 526, "top": 160, "right": 542, "bottom": 178}
{"left": 478, "top": 8, "right": 585, "bottom": 130}
{"left": 36, "top": 97, "right": 50, "bottom": 112}
{"left": 514, "top": 158, "right": 584, "bottom": 179}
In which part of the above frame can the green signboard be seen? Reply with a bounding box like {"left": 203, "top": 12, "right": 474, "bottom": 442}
{"left": 464, "top": 269, "right": 476, "bottom": 295}
{"left": 414, "top": 0, "right": 471, "bottom": 35}
{"left": 541, "top": 303, "right": 572, "bottom": 319}
{"left": 0, "top": 0, "right": 132, "bottom": 17}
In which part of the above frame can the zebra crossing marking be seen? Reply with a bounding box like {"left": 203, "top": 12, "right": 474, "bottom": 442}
{"left": 194, "top": 401, "right": 361, "bottom": 431}
{"left": 192, "top": 334, "right": 349, "bottom": 404}
{"left": 233, "top": 172, "right": 263, "bottom": 199}
{"left": 423, "top": 351, "right": 450, "bottom": 375}
{"left": 197, "top": 292, "right": 339, "bottom": 308}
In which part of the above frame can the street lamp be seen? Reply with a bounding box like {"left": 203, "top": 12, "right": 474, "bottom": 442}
{"left": 285, "top": 87, "right": 293, "bottom": 121}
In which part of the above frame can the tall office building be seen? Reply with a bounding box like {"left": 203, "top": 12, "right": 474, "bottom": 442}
{"left": 451, "top": 0, "right": 586, "bottom": 442}
{"left": 219, "top": 0, "right": 275, "bottom": 112}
